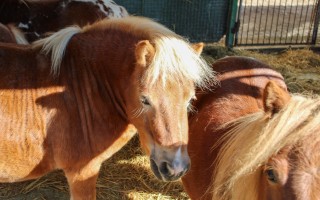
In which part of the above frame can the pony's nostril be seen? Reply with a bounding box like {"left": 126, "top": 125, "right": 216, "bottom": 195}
{"left": 159, "top": 162, "right": 171, "bottom": 176}
{"left": 157, "top": 160, "right": 190, "bottom": 181}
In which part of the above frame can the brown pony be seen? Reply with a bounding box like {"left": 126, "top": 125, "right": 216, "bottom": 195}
{"left": 0, "top": 16, "right": 214, "bottom": 199}
{"left": 0, "top": 23, "right": 28, "bottom": 44}
{"left": 0, "top": 0, "right": 128, "bottom": 42}
{"left": 183, "top": 56, "right": 320, "bottom": 200}
{"left": 182, "top": 56, "right": 285, "bottom": 199}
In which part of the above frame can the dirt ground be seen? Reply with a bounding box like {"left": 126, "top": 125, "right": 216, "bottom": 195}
{"left": 1, "top": 45, "right": 320, "bottom": 200}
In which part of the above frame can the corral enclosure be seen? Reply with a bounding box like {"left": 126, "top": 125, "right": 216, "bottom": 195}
{"left": 115, "top": 0, "right": 320, "bottom": 47}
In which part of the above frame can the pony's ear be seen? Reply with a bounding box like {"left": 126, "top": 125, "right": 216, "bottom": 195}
{"left": 263, "top": 81, "right": 291, "bottom": 115}
{"left": 191, "top": 42, "right": 204, "bottom": 55}
{"left": 135, "top": 40, "right": 155, "bottom": 67}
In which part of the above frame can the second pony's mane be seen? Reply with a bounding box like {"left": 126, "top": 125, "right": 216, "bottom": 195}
{"left": 212, "top": 94, "right": 320, "bottom": 200}
{"left": 33, "top": 16, "right": 216, "bottom": 89}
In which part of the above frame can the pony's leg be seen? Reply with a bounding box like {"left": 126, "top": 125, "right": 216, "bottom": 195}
{"left": 65, "top": 169, "right": 99, "bottom": 200}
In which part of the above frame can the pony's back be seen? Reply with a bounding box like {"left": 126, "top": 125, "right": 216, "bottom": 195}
{"left": 182, "top": 56, "right": 286, "bottom": 200}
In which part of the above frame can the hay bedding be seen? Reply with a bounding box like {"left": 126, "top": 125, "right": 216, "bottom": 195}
{"left": 1, "top": 46, "right": 319, "bottom": 199}
{"left": 203, "top": 46, "right": 320, "bottom": 94}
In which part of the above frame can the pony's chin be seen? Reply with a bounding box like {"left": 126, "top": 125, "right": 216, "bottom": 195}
{"left": 150, "top": 158, "right": 164, "bottom": 181}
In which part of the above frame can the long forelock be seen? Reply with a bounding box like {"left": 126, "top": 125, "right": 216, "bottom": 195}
{"left": 143, "top": 36, "right": 216, "bottom": 90}
{"left": 213, "top": 94, "right": 320, "bottom": 200}
{"left": 88, "top": 16, "right": 217, "bottom": 89}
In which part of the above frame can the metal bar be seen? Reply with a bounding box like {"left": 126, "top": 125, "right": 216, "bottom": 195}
{"left": 274, "top": 0, "right": 283, "bottom": 44}
{"left": 301, "top": 0, "right": 312, "bottom": 43}
{"left": 312, "top": 0, "right": 320, "bottom": 44}
{"left": 239, "top": 0, "right": 247, "bottom": 45}
{"left": 252, "top": 0, "right": 260, "bottom": 44}
{"left": 290, "top": 0, "right": 300, "bottom": 43}
{"left": 263, "top": 0, "right": 271, "bottom": 44}
{"left": 284, "top": 0, "right": 293, "bottom": 43}
{"left": 296, "top": 0, "right": 306, "bottom": 44}
{"left": 246, "top": 0, "right": 254, "bottom": 44}
{"left": 257, "top": 0, "right": 264, "bottom": 44}
{"left": 226, "top": 0, "right": 239, "bottom": 47}
{"left": 269, "top": 0, "right": 277, "bottom": 44}
{"left": 234, "top": 0, "right": 243, "bottom": 46}
{"left": 307, "top": 1, "right": 316, "bottom": 43}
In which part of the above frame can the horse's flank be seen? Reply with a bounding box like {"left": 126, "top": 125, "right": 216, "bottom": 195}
{"left": 213, "top": 94, "right": 320, "bottom": 200}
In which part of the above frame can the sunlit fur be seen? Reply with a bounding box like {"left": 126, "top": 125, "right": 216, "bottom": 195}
{"left": 0, "top": 15, "right": 215, "bottom": 199}
{"left": 212, "top": 94, "right": 320, "bottom": 200}
{"left": 182, "top": 56, "right": 288, "bottom": 200}
{"left": 33, "top": 16, "right": 215, "bottom": 88}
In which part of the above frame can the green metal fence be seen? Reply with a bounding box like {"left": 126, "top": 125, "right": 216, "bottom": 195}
{"left": 116, "top": 0, "right": 229, "bottom": 42}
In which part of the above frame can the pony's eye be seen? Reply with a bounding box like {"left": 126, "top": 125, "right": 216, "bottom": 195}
{"left": 187, "top": 96, "right": 197, "bottom": 113}
{"left": 188, "top": 96, "right": 197, "bottom": 106}
{"left": 265, "top": 168, "right": 278, "bottom": 183}
{"left": 141, "top": 96, "right": 150, "bottom": 106}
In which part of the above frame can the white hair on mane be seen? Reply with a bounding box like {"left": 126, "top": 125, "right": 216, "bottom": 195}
{"left": 212, "top": 94, "right": 320, "bottom": 200}
{"left": 32, "top": 26, "right": 82, "bottom": 75}
{"left": 145, "top": 35, "right": 215, "bottom": 89}
{"left": 32, "top": 16, "right": 216, "bottom": 87}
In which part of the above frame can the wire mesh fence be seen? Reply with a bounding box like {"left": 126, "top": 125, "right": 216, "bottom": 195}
{"left": 116, "top": 0, "right": 229, "bottom": 42}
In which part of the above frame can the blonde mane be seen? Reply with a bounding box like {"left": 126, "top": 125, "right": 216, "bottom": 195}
{"left": 212, "top": 94, "right": 320, "bottom": 200}
{"left": 32, "top": 16, "right": 215, "bottom": 87}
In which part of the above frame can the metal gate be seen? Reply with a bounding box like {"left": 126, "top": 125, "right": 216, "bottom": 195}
{"left": 227, "top": 0, "right": 320, "bottom": 47}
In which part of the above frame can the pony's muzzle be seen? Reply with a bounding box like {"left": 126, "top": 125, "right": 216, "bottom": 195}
{"left": 150, "top": 147, "right": 190, "bottom": 181}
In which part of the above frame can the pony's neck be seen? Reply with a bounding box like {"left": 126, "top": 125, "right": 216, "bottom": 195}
{"left": 64, "top": 31, "right": 138, "bottom": 121}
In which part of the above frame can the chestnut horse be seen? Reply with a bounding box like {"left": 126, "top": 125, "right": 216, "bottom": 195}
{"left": 0, "top": 0, "right": 128, "bottom": 42}
{"left": 183, "top": 56, "right": 320, "bottom": 200}
{"left": 182, "top": 56, "right": 286, "bottom": 199}
{"left": 0, "top": 16, "right": 214, "bottom": 199}
{"left": 0, "top": 23, "right": 28, "bottom": 44}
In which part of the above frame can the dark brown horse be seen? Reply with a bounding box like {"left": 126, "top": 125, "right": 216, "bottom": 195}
{"left": 0, "top": 16, "right": 214, "bottom": 199}
{"left": 0, "top": 0, "right": 128, "bottom": 42}
{"left": 0, "top": 23, "right": 28, "bottom": 44}
{"left": 183, "top": 56, "right": 320, "bottom": 200}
